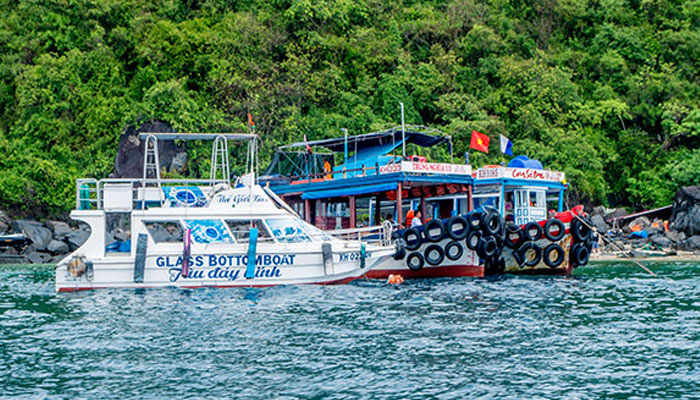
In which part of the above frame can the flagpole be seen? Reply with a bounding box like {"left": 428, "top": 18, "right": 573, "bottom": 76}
{"left": 400, "top": 102, "right": 406, "bottom": 158}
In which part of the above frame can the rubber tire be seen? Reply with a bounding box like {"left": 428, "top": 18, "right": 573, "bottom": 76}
{"left": 477, "top": 236, "right": 498, "bottom": 259}
{"left": 402, "top": 227, "right": 423, "bottom": 251}
{"left": 505, "top": 224, "right": 524, "bottom": 249}
{"left": 571, "top": 218, "right": 592, "bottom": 242}
{"left": 466, "top": 230, "right": 481, "bottom": 251}
{"left": 424, "top": 219, "right": 446, "bottom": 243}
{"left": 572, "top": 243, "right": 590, "bottom": 268}
{"left": 496, "top": 256, "right": 506, "bottom": 273}
{"left": 543, "top": 243, "right": 565, "bottom": 268}
{"left": 393, "top": 238, "right": 406, "bottom": 260}
{"left": 467, "top": 212, "right": 482, "bottom": 230}
{"left": 406, "top": 252, "right": 425, "bottom": 271}
{"left": 518, "top": 242, "right": 542, "bottom": 267}
{"left": 544, "top": 219, "right": 565, "bottom": 242}
{"left": 446, "top": 216, "right": 469, "bottom": 240}
{"left": 481, "top": 210, "right": 502, "bottom": 236}
{"left": 524, "top": 222, "right": 543, "bottom": 241}
{"left": 445, "top": 241, "right": 464, "bottom": 261}
{"left": 424, "top": 244, "right": 445, "bottom": 266}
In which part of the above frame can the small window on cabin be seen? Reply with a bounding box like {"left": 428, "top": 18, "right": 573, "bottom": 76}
{"left": 226, "top": 220, "right": 273, "bottom": 243}
{"left": 529, "top": 191, "right": 545, "bottom": 208}
{"left": 265, "top": 218, "right": 312, "bottom": 243}
{"left": 183, "top": 220, "right": 233, "bottom": 244}
{"left": 144, "top": 221, "right": 184, "bottom": 243}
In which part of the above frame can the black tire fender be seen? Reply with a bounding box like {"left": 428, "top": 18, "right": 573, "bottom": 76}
{"left": 466, "top": 230, "right": 481, "bottom": 251}
{"left": 467, "top": 211, "right": 482, "bottom": 230}
{"left": 572, "top": 243, "right": 590, "bottom": 268}
{"left": 477, "top": 236, "right": 498, "bottom": 259}
{"left": 505, "top": 224, "right": 524, "bottom": 249}
{"left": 518, "top": 241, "right": 542, "bottom": 267}
{"left": 406, "top": 252, "right": 425, "bottom": 271}
{"left": 446, "top": 216, "right": 469, "bottom": 240}
{"left": 524, "top": 221, "right": 543, "bottom": 241}
{"left": 571, "top": 218, "right": 591, "bottom": 242}
{"left": 424, "top": 219, "right": 447, "bottom": 243}
{"left": 424, "top": 244, "right": 445, "bottom": 266}
{"left": 445, "top": 241, "right": 464, "bottom": 261}
{"left": 482, "top": 210, "right": 502, "bottom": 236}
{"left": 544, "top": 219, "right": 565, "bottom": 242}
{"left": 402, "top": 227, "right": 423, "bottom": 251}
{"left": 393, "top": 238, "right": 406, "bottom": 260}
{"left": 543, "top": 243, "right": 565, "bottom": 268}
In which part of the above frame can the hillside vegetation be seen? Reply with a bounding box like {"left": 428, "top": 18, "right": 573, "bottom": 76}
{"left": 1, "top": 0, "right": 699, "bottom": 217}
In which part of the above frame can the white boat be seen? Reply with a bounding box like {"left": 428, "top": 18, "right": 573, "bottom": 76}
{"left": 56, "top": 133, "right": 398, "bottom": 292}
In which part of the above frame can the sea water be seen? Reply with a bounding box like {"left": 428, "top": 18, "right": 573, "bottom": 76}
{"left": 1, "top": 263, "right": 699, "bottom": 399}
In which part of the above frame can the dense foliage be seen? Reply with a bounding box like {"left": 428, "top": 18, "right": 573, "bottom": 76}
{"left": 1, "top": 0, "right": 699, "bottom": 217}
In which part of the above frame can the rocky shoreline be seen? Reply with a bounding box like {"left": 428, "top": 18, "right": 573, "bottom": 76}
{"left": 2, "top": 185, "right": 700, "bottom": 265}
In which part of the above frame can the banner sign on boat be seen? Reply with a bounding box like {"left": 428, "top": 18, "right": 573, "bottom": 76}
{"left": 155, "top": 253, "right": 296, "bottom": 282}
{"left": 475, "top": 167, "right": 565, "bottom": 182}
{"left": 380, "top": 161, "right": 471, "bottom": 176}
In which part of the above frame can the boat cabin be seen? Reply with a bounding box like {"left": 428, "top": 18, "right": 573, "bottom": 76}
{"left": 259, "top": 126, "right": 474, "bottom": 230}
{"left": 472, "top": 156, "right": 567, "bottom": 225}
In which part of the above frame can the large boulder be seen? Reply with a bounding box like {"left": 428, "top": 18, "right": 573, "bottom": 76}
{"left": 591, "top": 214, "right": 609, "bottom": 232}
{"left": 606, "top": 208, "right": 628, "bottom": 220}
{"left": 0, "top": 210, "right": 12, "bottom": 233}
{"left": 66, "top": 229, "right": 90, "bottom": 251}
{"left": 682, "top": 235, "right": 700, "bottom": 251}
{"left": 16, "top": 220, "right": 52, "bottom": 251}
{"left": 669, "top": 186, "right": 700, "bottom": 236}
{"left": 46, "top": 221, "right": 72, "bottom": 239}
{"left": 627, "top": 216, "right": 651, "bottom": 231}
{"left": 113, "top": 121, "right": 180, "bottom": 179}
{"left": 47, "top": 240, "right": 70, "bottom": 254}
{"left": 651, "top": 236, "right": 672, "bottom": 249}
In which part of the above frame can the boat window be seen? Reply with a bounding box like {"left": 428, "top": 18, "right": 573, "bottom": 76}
{"left": 183, "top": 220, "right": 233, "bottom": 244}
{"left": 144, "top": 221, "right": 183, "bottom": 243}
{"left": 529, "top": 191, "right": 545, "bottom": 208}
{"left": 265, "top": 218, "right": 312, "bottom": 243}
{"left": 295, "top": 218, "right": 335, "bottom": 241}
{"left": 225, "top": 220, "right": 273, "bottom": 243}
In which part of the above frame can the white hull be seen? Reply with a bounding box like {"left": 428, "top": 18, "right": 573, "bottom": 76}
{"left": 57, "top": 245, "right": 394, "bottom": 292}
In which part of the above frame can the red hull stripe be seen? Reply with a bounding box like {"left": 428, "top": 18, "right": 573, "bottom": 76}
{"left": 364, "top": 265, "right": 483, "bottom": 279}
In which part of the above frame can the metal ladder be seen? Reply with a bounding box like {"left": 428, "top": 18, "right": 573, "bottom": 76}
{"left": 142, "top": 134, "right": 162, "bottom": 208}
{"left": 210, "top": 135, "right": 230, "bottom": 187}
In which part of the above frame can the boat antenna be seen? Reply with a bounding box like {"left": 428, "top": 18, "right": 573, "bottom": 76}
{"left": 400, "top": 102, "right": 406, "bottom": 158}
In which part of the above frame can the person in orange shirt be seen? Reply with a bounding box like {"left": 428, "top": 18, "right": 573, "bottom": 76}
{"left": 405, "top": 209, "right": 414, "bottom": 228}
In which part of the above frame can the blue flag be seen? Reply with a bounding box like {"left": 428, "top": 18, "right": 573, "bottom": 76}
{"left": 500, "top": 134, "right": 513, "bottom": 156}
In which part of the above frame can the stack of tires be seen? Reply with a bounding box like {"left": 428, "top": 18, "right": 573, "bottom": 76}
{"left": 569, "top": 216, "right": 594, "bottom": 269}
{"left": 503, "top": 217, "right": 573, "bottom": 270}
{"left": 467, "top": 209, "right": 506, "bottom": 275}
{"left": 399, "top": 214, "right": 466, "bottom": 271}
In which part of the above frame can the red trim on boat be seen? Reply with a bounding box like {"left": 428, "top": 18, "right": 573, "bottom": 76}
{"left": 364, "top": 265, "right": 483, "bottom": 279}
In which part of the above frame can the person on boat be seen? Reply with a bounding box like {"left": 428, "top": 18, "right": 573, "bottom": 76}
{"left": 411, "top": 210, "right": 423, "bottom": 227}
{"left": 405, "top": 209, "right": 414, "bottom": 228}
{"left": 323, "top": 160, "right": 332, "bottom": 180}
{"left": 591, "top": 226, "right": 601, "bottom": 256}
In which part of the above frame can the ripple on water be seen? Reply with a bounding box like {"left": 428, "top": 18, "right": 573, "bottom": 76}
{"left": 0, "top": 263, "right": 699, "bottom": 399}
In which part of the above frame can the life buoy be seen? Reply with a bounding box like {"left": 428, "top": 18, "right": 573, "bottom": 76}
{"left": 402, "top": 228, "right": 423, "bottom": 251}
{"left": 393, "top": 238, "right": 406, "bottom": 260}
{"left": 424, "top": 219, "right": 446, "bottom": 243}
{"left": 446, "top": 216, "right": 469, "bottom": 240}
{"left": 572, "top": 243, "right": 590, "bottom": 267}
{"left": 424, "top": 244, "right": 445, "bottom": 266}
{"left": 406, "top": 252, "right": 425, "bottom": 271}
{"left": 505, "top": 224, "right": 524, "bottom": 248}
{"left": 481, "top": 210, "right": 502, "bottom": 236}
{"left": 467, "top": 211, "right": 482, "bottom": 230}
{"left": 544, "top": 219, "right": 565, "bottom": 242}
{"left": 466, "top": 230, "right": 481, "bottom": 250}
{"left": 517, "top": 242, "right": 542, "bottom": 267}
{"left": 445, "top": 241, "right": 464, "bottom": 261}
{"left": 477, "top": 236, "right": 498, "bottom": 259}
{"left": 543, "top": 243, "right": 565, "bottom": 268}
{"left": 524, "top": 221, "right": 543, "bottom": 241}
{"left": 571, "top": 218, "right": 591, "bottom": 242}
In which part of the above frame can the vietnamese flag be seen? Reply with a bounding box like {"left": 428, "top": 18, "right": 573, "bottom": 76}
{"left": 470, "top": 130, "right": 490, "bottom": 153}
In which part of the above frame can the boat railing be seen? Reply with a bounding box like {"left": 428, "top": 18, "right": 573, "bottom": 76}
{"left": 75, "top": 178, "right": 228, "bottom": 211}
{"left": 327, "top": 222, "right": 393, "bottom": 247}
